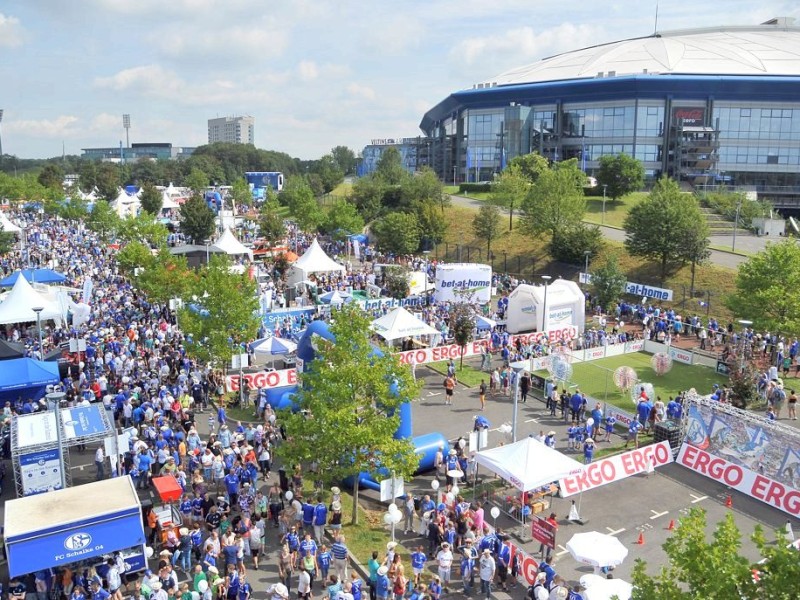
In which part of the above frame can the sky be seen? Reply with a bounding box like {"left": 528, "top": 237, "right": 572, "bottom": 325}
{"left": 1, "top": 0, "right": 799, "bottom": 160}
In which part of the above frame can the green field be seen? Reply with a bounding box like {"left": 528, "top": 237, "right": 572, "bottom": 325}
{"left": 534, "top": 352, "right": 726, "bottom": 409}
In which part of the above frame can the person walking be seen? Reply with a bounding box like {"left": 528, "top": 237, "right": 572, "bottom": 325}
{"left": 95, "top": 445, "right": 106, "bottom": 481}
{"left": 478, "top": 549, "right": 495, "bottom": 599}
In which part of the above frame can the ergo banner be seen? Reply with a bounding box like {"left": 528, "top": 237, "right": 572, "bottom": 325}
{"left": 677, "top": 444, "right": 800, "bottom": 517}
{"left": 226, "top": 368, "right": 297, "bottom": 392}
{"left": 559, "top": 441, "right": 673, "bottom": 497}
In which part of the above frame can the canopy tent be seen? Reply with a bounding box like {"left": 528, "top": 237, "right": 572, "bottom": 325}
{"left": 0, "top": 358, "right": 59, "bottom": 404}
{"left": 475, "top": 436, "right": 584, "bottom": 492}
{"left": 287, "top": 239, "right": 345, "bottom": 285}
{"left": 110, "top": 189, "right": 140, "bottom": 218}
{"left": 4, "top": 477, "right": 145, "bottom": 577}
{"left": 0, "top": 268, "right": 68, "bottom": 287}
{"left": 0, "top": 211, "right": 22, "bottom": 234}
{"left": 0, "top": 275, "right": 64, "bottom": 325}
{"left": 506, "top": 279, "right": 585, "bottom": 334}
{"left": 476, "top": 315, "right": 497, "bottom": 330}
{"left": 370, "top": 306, "right": 439, "bottom": 341}
{"left": 210, "top": 227, "right": 253, "bottom": 260}
{"left": 250, "top": 336, "right": 297, "bottom": 357}
{"left": 0, "top": 338, "right": 26, "bottom": 360}
{"left": 318, "top": 290, "right": 353, "bottom": 305}
{"left": 161, "top": 190, "right": 180, "bottom": 210}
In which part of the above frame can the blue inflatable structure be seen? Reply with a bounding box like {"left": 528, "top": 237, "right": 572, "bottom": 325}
{"left": 268, "top": 320, "right": 448, "bottom": 490}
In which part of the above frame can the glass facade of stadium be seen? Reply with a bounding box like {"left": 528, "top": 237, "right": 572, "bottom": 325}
{"left": 419, "top": 75, "right": 800, "bottom": 206}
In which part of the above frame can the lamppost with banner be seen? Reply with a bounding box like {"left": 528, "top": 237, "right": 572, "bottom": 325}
{"left": 32, "top": 306, "right": 44, "bottom": 359}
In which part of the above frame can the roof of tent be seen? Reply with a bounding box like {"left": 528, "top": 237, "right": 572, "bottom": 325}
{"left": 210, "top": 228, "right": 253, "bottom": 259}
{"left": 288, "top": 239, "right": 345, "bottom": 283}
{"left": 0, "top": 276, "right": 64, "bottom": 325}
{"left": 475, "top": 436, "right": 584, "bottom": 491}
{"left": 0, "top": 338, "right": 26, "bottom": 360}
{"left": 370, "top": 306, "right": 439, "bottom": 341}
{"left": 0, "top": 211, "right": 22, "bottom": 233}
{"left": 0, "top": 358, "right": 60, "bottom": 392}
{"left": 0, "top": 268, "right": 67, "bottom": 286}
{"left": 161, "top": 191, "right": 180, "bottom": 210}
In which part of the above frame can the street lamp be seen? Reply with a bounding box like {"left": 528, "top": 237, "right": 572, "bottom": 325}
{"left": 602, "top": 184, "right": 607, "bottom": 225}
{"left": 509, "top": 360, "right": 527, "bottom": 443}
{"left": 541, "top": 275, "right": 552, "bottom": 334}
{"left": 583, "top": 251, "right": 591, "bottom": 284}
{"left": 737, "top": 319, "right": 753, "bottom": 373}
{"left": 32, "top": 306, "right": 44, "bottom": 359}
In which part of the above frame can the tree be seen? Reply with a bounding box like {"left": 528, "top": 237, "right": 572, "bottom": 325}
{"left": 383, "top": 266, "right": 410, "bottom": 299}
{"left": 507, "top": 152, "right": 549, "bottom": 183}
{"left": 258, "top": 193, "right": 286, "bottom": 244}
{"left": 726, "top": 239, "right": 800, "bottom": 335}
{"left": 596, "top": 153, "right": 645, "bottom": 201}
{"left": 351, "top": 176, "right": 385, "bottom": 222}
{"left": 519, "top": 160, "right": 586, "bottom": 247}
{"left": 78, "top": 161, "right": 98, "bottom": 193}
{"left": 38, "top": 164, "right": 64, "bottom": 190}
{"left": 117, "top": 213, "right": 169, "bottom": 249}
{"left": 331, "top": 145, "right": 357, "bottom": 176}
{"left": 185, "top": 168, "right": 209, "bottom": 196}
{"left": 137, "top": 248, "right": 194, "bottom": 303}
{"left": 490, "top": 166, "right": 529, "bottom": 231}
{"left": 85, "top": 198, "right": 121, "bottom": 241}
{"left": 549, "top": 223, "right": 604, "bottom": 264}
{"left": 414, "top": 201, "right": 447, "bottom": 247}
{"left": 178, "top": 254, "right": 260, "bottom": 366}
{"left": 0, "top": 225, "right": 15, "bottom": 255}
{"left": 95, "top": 162, "right": 121, "bottom": 201}
{"left": 282, "top": 176, "right": 323, "bottom": 232}
{"left": 632, "top": 508, "right": 800, "bottom": 600}
{"left": 682, "top": 221, "right": 711, "bottom": 297}
{"left": 139, "top": 181, "right": 163, "bottom": 215}
{"left": 590, "top": 254, "right": 627, "bottom": 312}
{"left": 372, "top": 212, "right": 420, "bottom": 254}
{"left": 624, "top": 177, "right": 707, "bottom": 283}
{"left": 405, "top": 168, "right": 448, "bottom": 213}
{"left": 180, "top": 194, "right": 217, "bottom": 243}
{"left": 472, "top": 204, "right": 501, "bottom": 257}
{"left": 274, "top": 304, "right": 420, "bottom": 524}
{"left": 229, "top": 177, "right": 252, "bottom": 209}
{"left": 374, "top": 147, "right": 409, "bottom": 186}
{"left": 309, "top": 154, "right": 344, "bottom": 193}
{"left": 324, "top": 199, "right": 364, "bottom": 241}
{"left": 450, "top": 300, "right": 477, "bottom": 369}
{"left": 116, "top": 240, "right": 156, "bottom": 274}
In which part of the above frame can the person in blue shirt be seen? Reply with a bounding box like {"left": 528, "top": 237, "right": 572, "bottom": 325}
{"left": 636, "top": 396, "right": 653, "bottom": 428}
{"left": 590, "top": 403, "right": 603, "bottom": 438}
{"left": 375, "top": 566, "right": 390, "bottom": 600}
{"left": 569, "top": 391, "right": 583, "bottom": 425}
{"left": 301, "top": 500, "right": 315, "bottom": 533}
{"left": 236, "top": 574, "right": 251, "bottom": 600}
{"left": 583, "top": 439, "right": 595, "bottom": 464}
{"left": 224, "top": 469, "right": 240, "bottom": 508}
{"left": 539, "top": 556, "right": 556, "bottom": 588}
{"left": 349, "top": 572, "right": 364, "bottom": 600}
{"left": 428, "top": 576, "right": 442, "bottom": 600}
{"left": 312, "top": 497, "right": 328, "bottom": 542}
{"left": 604, "top": 415, "right": 616, "bottom": 442}
{"left": 459, "top": 540, "right": 478, "bottom": 594}
{"left": 317, "top": 544, "right": 332, "bottom": 582}
{"left": 410, "top": 546, "right": 427, "bottom": 588}
{"left": 625, "top": 419, "right": 641, "bottom": 449}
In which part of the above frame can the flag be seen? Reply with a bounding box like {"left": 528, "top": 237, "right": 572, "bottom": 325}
{"left": 353, "top": 239, "right": 361, "bottom": 259}
{"left": 82, "top": 278, "right": 93, "bottom": 304}
{"left": 466, "top": 147, "right": 472, "bottom": 170}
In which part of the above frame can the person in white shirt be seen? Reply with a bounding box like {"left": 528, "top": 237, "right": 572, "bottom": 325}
{"left": 436, "top": 542, "right": 453, "bottom": 592}
{"left": 95, "top": 445, "right": 105, "bottom": 481}
{"left": 296, "top": 567, "right": 311, "bottom": 600}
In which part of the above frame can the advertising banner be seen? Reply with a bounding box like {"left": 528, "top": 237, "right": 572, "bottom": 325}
{"left": 433, "top": 263, "right": 492, "bottom": 304}
{"left": 559, "top": 441, "right": 673, "bottom": 497}
{"left": 226, "top": 368, "right": 298, "bottom": 392}
{"left": 624, "top": 282, "right": 673, "bottom": 301}
{"left": 531, "top": 516, "right": 557, "bottom": 549}
{"left": 20, "top": 449, "right": 63, "bottom": 495}
{"left": 262, "top": 308, "right": 317, "bottom": 333}
{"left": 604, "top": 403, "right": 637, "bottom": 428}
{"left": 681, "top": 399, "right": 800, "bottom": 516}
{"left": 61, "top": 405, "right": 107, "bottom": 439}
{"left": 546, "top": 307, "right": 573, "bottom": 331}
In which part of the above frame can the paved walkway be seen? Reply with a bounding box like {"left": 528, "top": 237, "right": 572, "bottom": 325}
{"left": 447, "top": 194, "right": 772, "bottom": 270}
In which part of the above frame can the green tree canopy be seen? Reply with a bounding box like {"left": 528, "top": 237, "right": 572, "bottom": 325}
{"left": 472, "top": 204, "right": 502, "bottom": 256}
{"left": 372, "top": 212, "right": 420, "bottom": 254}
{"left": 624, "top": 177, "right": 708, "bottom": 282}
{"left": 282, "top": 176, "right": 323, "bottom": 232}
{"left": 185, "top": 168, "right": 209, "bottom": 196}
{"left": 330, "top": 145, "right": 357, "bottom": 175}
{"left": 550, "top": 223, "right": 604, "bottom": 264}
{"left": 490, "top": 165, "right": 530, "bottom": 231}
{"left": 136, "top": 248, "right": 194, "bottom": 303}
{"left": 596, "top": 153, "right": 645, "bottom": 201}
{"left": 258, "top": 192, "right": 286, "bottom": 244}
{"left": 95, "top": 163, "right": 121, "bottom": 202}
{"left": 139, "top": 181, "right": 163, "bottom": 215}
{"left": 85, "top": 198, "right": 121, "bottom": 241}
{"left": 507, "top": 152, "right": 549, "bottom": 182}
{"left": 37, "top": 164, "right": 64, "bottom": 191}
{"left": 725, "top": 239, "right": 800, "bottom": 335}
{"left": 590, "top": 254, "right": 627, "bottom": 312}
{"left": 180, "top": 194, "right": 217, "bottom": 243}
{"left": 324, "top": 199, "right": 364, "bottom": 241}
{"left": 117, "top": 213, "right": 169, "bottom": 249}
{"left": 519, "top": 159, "right": 586, "bottom": 246}
{"left": 230, "top": 177, "right": 252, "bottom": 208}
{"left": 274, "top": 303, "right": 420, "bottom": 524}
{"left": 374, "top": 147, "right": 409, "bottom": 186}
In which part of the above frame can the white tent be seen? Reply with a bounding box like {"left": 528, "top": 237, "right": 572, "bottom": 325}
{"left": 506, "top": 279, "right": 585, "bottom": 334}
{"left": 287, "top": 239, "right": 345, "bottom": 285}
{"left": 370, "top": 307, "right": 439, "bottom": 341}
{"left": 210, "top": 228, "right": 253, "bottom": 260}
{"left": 475, "top": 436, "right": 584, "bottom": 492}
{"left": 0, "top": 275, "right": 64, "bottom": 325}
{"left": 0, "top": 211, "right": 21, "bottom": 234}
{"left": 109, "top": 189, "right": 140, "bottom": 218}
{"left": 161, "top": 190, "right": 179, "bottom": 210}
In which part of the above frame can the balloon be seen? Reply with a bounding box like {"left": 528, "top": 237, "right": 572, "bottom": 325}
{"left": 285, "top": 491, "right": 294, "bottom": 501}
{"left": 383, "top": 513, "right": 393, "bottom": 525}
{"left": 390, "top": 512, "right": 403, "bottom": 524}
{"left": 431, "top": 479, "right": 440, "bottom": 490}
{"left": 191, "top": 593, "right": 199, "bottom": 600}
{"left": 586, "top": 418, "right": 594, "bottom": 429}
{"left": 388, "top": 503, "right": 399, "bottom": 514}
{"left": 197, "top": 581, "right": 209, "bottom": 594}
{"left": 490, "top": 507, "right": 500, "bottom": 519}
{"left": 144, "top": 546, "right": 154, "bottom": 558}
{"left": 458, "top": 438, "right": 467, "bottom": 449}
{"left": 445, "top": 492, "right": 454, "bottom": 502}
{"left": 451, "top": 485, "right": 460, "bottom": 497}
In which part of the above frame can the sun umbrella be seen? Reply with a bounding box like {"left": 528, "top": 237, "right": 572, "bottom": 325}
{"left": 578, "top": 575, "right": 633, "bottom": 600}
{"left": 250, "top": 336, "right": 297, "bottom": 357}
{"left": 566, "top": 532, "right": 629, "bottom": 568}
{"left": 318, "top": 290, "right": 352, "bottom": 305}
{"left": 476, "top": 315, "right": 496, "bottom": 330}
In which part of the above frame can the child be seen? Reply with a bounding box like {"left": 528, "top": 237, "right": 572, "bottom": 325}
{"left": 428, "top": 576, "right": 442, "bottom": 600}
{"left": 567, "top": 425, "right": 576, "bottom": 450}
{"left": 604, "top": 414, "right": 616, "bottom": 442}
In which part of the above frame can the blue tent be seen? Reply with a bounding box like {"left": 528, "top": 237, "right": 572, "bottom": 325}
{"left": 0, "top": 269, "right": 67, "bottom": 286}
{"left": 0, "top": 358, "right": 60, "bottom": 401}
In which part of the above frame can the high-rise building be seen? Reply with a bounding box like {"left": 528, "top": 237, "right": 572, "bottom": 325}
{"left": 207, "top": 115, "right": 255, "bottom": 145}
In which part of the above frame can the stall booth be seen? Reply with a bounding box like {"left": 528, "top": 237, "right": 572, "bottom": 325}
{"left": 4, "top": 477, "right": 147, "bottom": 578}
{"left": 505, "top": 279, "right": 585, "bottom": 334}
{"left": 151, "top": 476, "right": 184, "bottom": 546}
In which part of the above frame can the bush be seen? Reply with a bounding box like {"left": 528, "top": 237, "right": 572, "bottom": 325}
{"left": 699, "top": 190, "right": 769, "bottom": 229}
{"left": 550, "top": 223, "right": 604, "bottom": 264}
{"left": 459, "top": 182, "right": 492, "bottom": 194}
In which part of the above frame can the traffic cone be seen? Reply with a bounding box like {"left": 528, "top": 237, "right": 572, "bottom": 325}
{"left": 666, "top": 519, "right": 675, "bottom": 531}
{"left": 725, "top": 495, "right": 733, "bottom": 508}
{"left": 636, "top": 532, "right": 645, "bottom": 545}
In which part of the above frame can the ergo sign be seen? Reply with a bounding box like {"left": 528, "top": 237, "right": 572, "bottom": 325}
{"left": 226, "top": 368, "right": 297, "bottom": 392}
{"left": 678, "top": 444, "right": 800, "bottom": 517}
{"left": 559, "top": 441, "right": 673, "bottom": 497}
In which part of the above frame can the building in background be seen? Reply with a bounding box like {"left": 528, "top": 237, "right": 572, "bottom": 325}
{"left": 358, "top": 137, "right": 431, "bottom": 177}
{"left": 207, "top": 116, "right": 255, "bottom": 145}
{"left": 420, "top": 18, "right": 800, "bottom": 206}
{"left": 81, "top": 143, "right": 196, "bottom": 162}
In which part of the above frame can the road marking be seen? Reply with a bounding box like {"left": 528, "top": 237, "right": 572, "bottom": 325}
{"left": 606, "top": 527, "right": 625, "bottom": 536}
{"left": 555, "top": 545, "right": 569, "bottom": 557}
{"left": 525, "top": 418, "right": 539, "bottom": 423}
{"left": 690, "top": 494, "right": 708, "bottom": 504}
{"left": 427, "top": 392, "right": 442, "bottom": 397}
{"left": 69, "top": 465, "right": 85, "bottom": 471}
{"left": 650, "top": 510, "right": 669, "bottom": 520}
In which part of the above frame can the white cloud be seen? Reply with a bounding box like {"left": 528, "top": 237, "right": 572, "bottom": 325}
{"left": 346, "top": 83, "right": 376, "bottom": 102}
{"left": 93, "top": 64, "right": 182, "bottom": 94}
{"left": 297, "top": 60, "right": 319, "bottom": 81}
{"left": 155, "top": 22, "right": 288, "bottom": 64}
{"left": 4, "top": 115, "right": 79, "bottom": 138}
{"left": 0, "top": 13, "right": 25, "bottom": 47}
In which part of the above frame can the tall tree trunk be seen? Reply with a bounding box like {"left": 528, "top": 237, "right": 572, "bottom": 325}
{"left": 690, "top": 260, "right": 697, "bottom": 297}
{"left": 351, "top": 476, "right": 359, "bottom": 525}
{"left": 660, "top": 255, "right": 668, "bottom": 285}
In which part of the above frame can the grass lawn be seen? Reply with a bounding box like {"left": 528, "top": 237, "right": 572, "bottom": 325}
{"left": 583, "top": 191, "right": 646, "bottom": 228}
{"left": 427, "top": 360, "right": 487, "bottom": 388}
{"left": 533, "top": 351, "right": 726, "bottom": 410}
{"left": 330, "top": 182, "right": 353, "bottom": 197}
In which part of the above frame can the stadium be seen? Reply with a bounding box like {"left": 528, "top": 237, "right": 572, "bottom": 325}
{"left": 419, "top": 18, "right": 800, "bottom": 206}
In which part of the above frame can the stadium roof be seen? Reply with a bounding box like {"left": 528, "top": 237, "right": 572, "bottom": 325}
{"left": 478, "top": 19, "right": 800, "bottom": 88}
